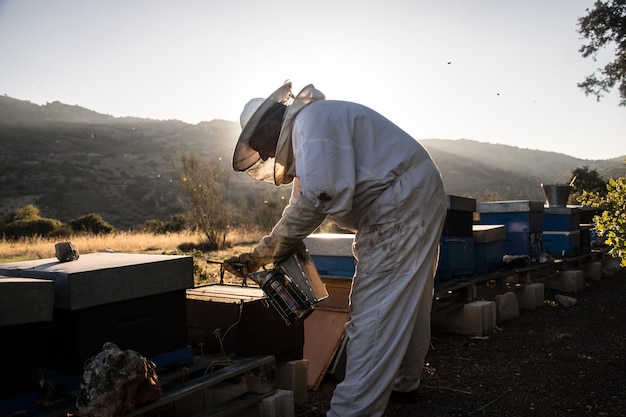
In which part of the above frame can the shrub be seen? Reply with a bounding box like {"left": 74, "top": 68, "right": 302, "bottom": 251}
{"left": 1, "top": 218, "right": 66, "bottom": 240}
{"left": 578, "top": 175, "right": 626, "bottom": 266}
{"left": 68, "top": 213, "right": 116, "bottom": 235}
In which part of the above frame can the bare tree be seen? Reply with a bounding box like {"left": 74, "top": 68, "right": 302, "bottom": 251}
{"left": 177, "top": 154, "right": 233, "bottom": 249}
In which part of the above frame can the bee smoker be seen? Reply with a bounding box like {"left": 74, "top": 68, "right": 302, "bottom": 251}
{"left": 248, "top": 251, "right": 329, "bottom": 326}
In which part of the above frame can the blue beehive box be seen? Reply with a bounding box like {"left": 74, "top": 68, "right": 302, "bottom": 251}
{"left": 309, "top": 255, "right": 355, "bottom": 277}
{"left": 436, "top": 236, "right": 474, "bottom": 281}
{"left": 543, "top": 230, "right": 581, "bottom": 258}
{"left": 304, "top": 233, "right": 355, "bottom": 278}
{"left": 478, "top": 200, "right": 544, "bottom": 258}
{"left": 473, "top": 225, "right": 505, "bottom": 274}
{"left": 543, "top": 206, "right": 582, "bottom": 232}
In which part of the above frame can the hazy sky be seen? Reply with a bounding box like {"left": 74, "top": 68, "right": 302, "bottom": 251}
{"left": 1, "top": 0, "right": 624, "bottom": 160}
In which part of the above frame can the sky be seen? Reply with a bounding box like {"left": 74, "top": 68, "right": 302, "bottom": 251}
{"left": 0, "top": 0, "right": 624, "bottom": 160}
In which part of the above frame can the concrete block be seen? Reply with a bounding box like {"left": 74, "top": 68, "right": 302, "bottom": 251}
{"left": 0, "top": 253, "right": 193, "bottom": 310}
{"left": 276, "top": 360, "right": 308, "bottom": 407}
{"left": 304, "top": 233, "right": 354, "bottom": 257}
{"left": 261, "top": 389, "right": 295, "bottom": 417}
{"left": 494, "top": 292, "right": 519, "bottom": 322}
{"left": 0, "top": 277, "right": 54, "bottom": 325}
{"left": 583, "top": 262, "right": 602, "bottom": 281}
{"left": 434, "top": 300, "right": 496, "bottom": 336}
{"left": 514, "top": 283, "right": 544, "bottom": 310}
{"left": 544, "top": 270, "right": 584, "bottom": 293}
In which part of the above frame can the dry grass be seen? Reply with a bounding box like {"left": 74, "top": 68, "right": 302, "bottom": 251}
{"left": 0, "top": 228, "right": 265, "bottom": 286}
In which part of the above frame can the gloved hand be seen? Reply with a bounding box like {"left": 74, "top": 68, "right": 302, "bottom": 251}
{"left": 273, "top": 238, "right": 307, "bottom": 265}
{"left": 223, "top": 252, "right": 263, "bottom": 277}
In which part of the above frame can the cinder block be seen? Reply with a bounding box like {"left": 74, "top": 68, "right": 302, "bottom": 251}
{"left": 494, "top": 292, "right": 519, "bottom": 322}
{"left": 583, "top": 262, "right": 602, "bottom": 281}
{"left": 544, "top": 270, "right": 584, "bottom": 293}
{"left": 0, "top": 277, "right": 54, "bottom": 325}
{"left": 514, "top": 283, "right": 544, "bottom": 310}
{"left": 260, "top": 389, "right": 295, "bottom": 417}
{"left": 434, "top": 300, "right": 496, "bottom": 336}
{"left": 276, "top": 360, "right": 308, "bottom": 407}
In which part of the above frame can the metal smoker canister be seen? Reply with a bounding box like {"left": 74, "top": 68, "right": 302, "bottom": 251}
{"left": 248, "top": 251, "right": 329, "bottom": 326}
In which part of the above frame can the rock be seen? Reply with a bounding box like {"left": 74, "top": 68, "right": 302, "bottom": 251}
{"left": 503, "top": 255, "right": 530, "bottom": 268}
{"left": 555, "top": 294, "right": 578, "bottom": 307}
{"left": 602, "top": 257, "right": 622, "bottom": 277}
{"left": 55, "top": 241, "right": 80, "bottom": 262}
{"left": 76, "top": 342, "right": 162, "bottom": 417}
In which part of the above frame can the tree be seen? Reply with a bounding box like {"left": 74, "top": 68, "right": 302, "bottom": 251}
{"left": 578, "top": 174, "right": 626, "bottom": 266}
{"left": 577, "top": 0, "right": 626, "bottom": 106}
{"left": 253, "top": 194, "right": 288, "bottom": 232}
{"left": 568, "top": 165, "right": 607, "bottom": 204}
{"left": 177, "top": 154, "right": 233, "bottom": 250}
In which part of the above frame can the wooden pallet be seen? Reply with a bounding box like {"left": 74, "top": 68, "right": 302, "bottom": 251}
{"left": 39, "top": 354, "right": 276, "bottom": 417}
{"left": 433, "top": 250, "right": 603, "bottom": 313}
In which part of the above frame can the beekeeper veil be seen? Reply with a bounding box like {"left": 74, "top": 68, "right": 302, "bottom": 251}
{"left": 233, "top": 81, "right": 326, "bottom": 186}
{"left": 232, "top": 82, "right": 294, "bottom": 183}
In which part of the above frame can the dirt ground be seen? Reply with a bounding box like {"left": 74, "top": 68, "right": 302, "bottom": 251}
{"left": 297, "top": 261, "right": 626, "bottom": 417}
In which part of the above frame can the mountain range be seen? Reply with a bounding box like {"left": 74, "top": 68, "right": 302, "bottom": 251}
{"left": 1, "top": 95, "right": 624, "bottom": 229}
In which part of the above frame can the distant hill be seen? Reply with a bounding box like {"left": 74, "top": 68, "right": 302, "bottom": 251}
{"left": 1, "top": 95, "right": 624, "bottom": 229}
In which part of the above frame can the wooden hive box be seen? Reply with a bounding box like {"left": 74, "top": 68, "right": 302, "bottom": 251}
{"left": 186, "top": 284, "right": 304, "bottom": 362}
{"left": 0, "top": 253, "right": 194, "bottom": 377}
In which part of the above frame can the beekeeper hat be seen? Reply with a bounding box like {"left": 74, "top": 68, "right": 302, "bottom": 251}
{"left": 232, "top": 82, "right": 293, "bottom": 174}
{"left": 240, "top": 98, "right": 265, "bottom": 131}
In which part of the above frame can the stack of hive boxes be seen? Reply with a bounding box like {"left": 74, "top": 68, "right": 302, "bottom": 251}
{"left": 437, "top": 195, "right": 476, "bottom": 281}
{"left": 186, "top": 284, "right": 305, "bottom": 362}
{"left": 0, "top": 252, "right": 194, "bottom": 396}
{"left": 472, "top": 224, "right": 506, "bottom": 274}
{"left": 0, "top": 277, "right": 54, "bottom": 417}
{"left": 542, "top": 206, "right": 582, "bottom": 258}
{"left": 478, "top": 200, "right": 544, "bottom": 260}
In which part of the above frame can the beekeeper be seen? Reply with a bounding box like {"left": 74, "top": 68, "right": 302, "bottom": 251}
{"left": 227, "top": 81, "right": 446, "bottom": 417}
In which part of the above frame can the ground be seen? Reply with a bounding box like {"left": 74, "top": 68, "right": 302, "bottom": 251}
{"left": 297, "top": 262, "right": 626, "bottom": 417}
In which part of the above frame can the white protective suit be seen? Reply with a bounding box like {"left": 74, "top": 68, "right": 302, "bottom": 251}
{"left": 242, "top": 85, "right": 446, "bottom": 417}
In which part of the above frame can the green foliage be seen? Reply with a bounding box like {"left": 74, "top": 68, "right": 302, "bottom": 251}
{"left": 578, "top": 174, "right": 626, "bottom": 266}
{"left": 0, "top": 205, "right": 70, "bottom": 239}
{"left": 577, "top": 0, "right": 626, "bottom": 105}
{"left": 569, "top": 165, "right": 607, "bottom": 204}
{"left": 68, "top": 213, "right": 116, "bottom": 235}
{"left": 193, "top": 258, "right": 214, "bottom": 286}
{"left": 9, "top": 204, "right": 40, "bottom": 222}
{"left": 1, "top": 218, "right": 66, "bottom": 239}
